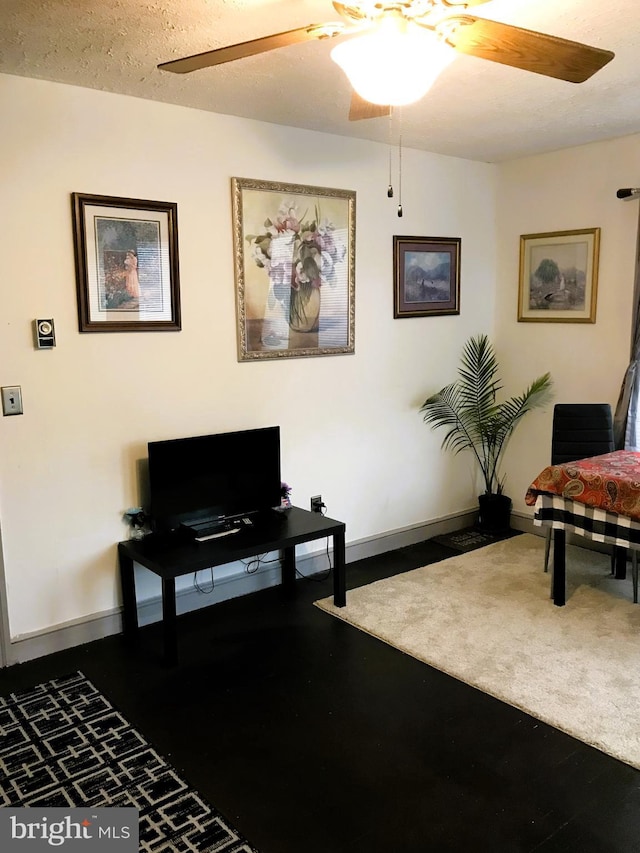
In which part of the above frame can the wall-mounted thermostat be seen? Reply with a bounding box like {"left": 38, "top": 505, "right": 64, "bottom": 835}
{"left": 34, "top": 318, "right": 56, "bottom": 349}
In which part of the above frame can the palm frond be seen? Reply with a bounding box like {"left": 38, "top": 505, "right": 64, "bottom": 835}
{"left": 420, "top": 336, "right": 553, "bottom": 495}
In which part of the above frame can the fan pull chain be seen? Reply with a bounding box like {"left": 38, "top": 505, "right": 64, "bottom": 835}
{"left": 397, "top": 127, "right": 403, "bottom": 218}
{"left": 387, "top": 109, "right": 394, "bottom": 198}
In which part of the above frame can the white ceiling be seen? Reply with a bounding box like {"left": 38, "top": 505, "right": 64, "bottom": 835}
{"left": 2, "top": 0, "right": 639, "bottom": 162}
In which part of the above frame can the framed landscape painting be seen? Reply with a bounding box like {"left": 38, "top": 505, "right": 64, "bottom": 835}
{"left": 72, "top": 193, "right": 181, "bottom": 332}
{"left": 393, "top": 236, "right": 461, "bottom": 318}
{"left": 231, "top": 177, "right": 356, "bottom": 361}
{"left": 518, "top": 228, "right": 600, "bottom": 323}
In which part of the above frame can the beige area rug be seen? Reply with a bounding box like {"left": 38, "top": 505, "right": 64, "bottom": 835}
{"left": 315, "top": 534, "right": 640, "bottom": 769}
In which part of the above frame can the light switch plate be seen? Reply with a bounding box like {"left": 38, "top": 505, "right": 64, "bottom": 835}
{"left": 2, "top": 386, "right": 23, "bottom": 416}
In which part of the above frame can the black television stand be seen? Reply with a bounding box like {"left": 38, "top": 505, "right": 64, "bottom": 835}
{"left": 118, "top": 506, "right": 346, "bottom": 665}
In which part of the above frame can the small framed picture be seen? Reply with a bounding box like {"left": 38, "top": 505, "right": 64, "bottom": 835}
{"left": 518, "top": 228, "right": 600, "bottom": 323}
{"left": 393, "top": 236, "right": 461, "bottom": 318}
{"left": 71, "top": 193, "right": 181, "bottom": 332}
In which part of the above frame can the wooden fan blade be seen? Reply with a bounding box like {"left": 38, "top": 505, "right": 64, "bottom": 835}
{"left": 349, "top": 91, "right": 391, "bottom": 121}
{"left": 158, "top": 23, "right": 345, "bottom": 74}
{"left": 445, "top": 16, "right": 614, "bottom": 83}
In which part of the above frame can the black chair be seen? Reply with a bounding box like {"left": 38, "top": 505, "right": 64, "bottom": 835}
{"left": 543, "top": 403, "right": 615, "bottom": 573}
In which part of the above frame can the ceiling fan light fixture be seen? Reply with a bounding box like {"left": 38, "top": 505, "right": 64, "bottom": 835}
{"left": 331, "top": 15, "right": 454, "bottom": 107}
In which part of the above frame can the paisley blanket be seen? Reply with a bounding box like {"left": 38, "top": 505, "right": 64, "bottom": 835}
{"left": 525, "top": 450, "right": 640, "bottom": 522}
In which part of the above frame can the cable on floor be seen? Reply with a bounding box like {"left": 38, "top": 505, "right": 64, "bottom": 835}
{"left": 296, "top": 536, "right": 333, "bottom": 582}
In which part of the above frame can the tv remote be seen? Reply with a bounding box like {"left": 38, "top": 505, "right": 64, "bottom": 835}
{"left": 195, "top": 528, "right": 240, "bottom": 542}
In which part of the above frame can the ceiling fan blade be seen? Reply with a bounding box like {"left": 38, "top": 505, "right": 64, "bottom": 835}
{"left": 349, "top": 92, "right": 391, "bottom": 121}
{"left": 445, "top": 16, "right": 614, "bottom": 83}
{"left": 158, "top": 23, "right": 345, "bottom": 74}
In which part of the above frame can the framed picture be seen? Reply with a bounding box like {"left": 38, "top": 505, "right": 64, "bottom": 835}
{"left": 231, "top": 177, "right": 356, "bottom": 361}
{"left": 393, "top": 236, "right": 461, "bottom": 318}
{"left": 71, "top": 193, "right": 181, "bottom": 332}
{"left": 518, "top": 228, "right": 600, "bottom": 323}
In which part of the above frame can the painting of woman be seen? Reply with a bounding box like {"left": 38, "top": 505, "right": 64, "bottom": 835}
{"left": 124, "top": 249, "right": 140, "bottom": 299}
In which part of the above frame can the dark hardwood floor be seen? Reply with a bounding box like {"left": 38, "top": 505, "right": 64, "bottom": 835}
{"left": 2, "top": 537, "right": 640, "bottom": 852}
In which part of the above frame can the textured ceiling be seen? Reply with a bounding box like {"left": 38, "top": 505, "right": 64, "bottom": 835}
{"left": 2, "top": 0, "right": 639, "bottom": 162}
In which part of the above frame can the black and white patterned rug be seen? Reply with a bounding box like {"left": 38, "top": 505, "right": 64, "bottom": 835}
{"left": 0, "top": 672, "right": 259, "bottom": 852}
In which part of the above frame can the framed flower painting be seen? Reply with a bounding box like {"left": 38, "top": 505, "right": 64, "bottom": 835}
{"left": 231, "top": 177, "right": 356, "bottom": 360}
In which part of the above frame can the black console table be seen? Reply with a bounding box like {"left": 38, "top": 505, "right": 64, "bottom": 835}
{"left": 118, "top": 506, "right": 346, "bottom": 664}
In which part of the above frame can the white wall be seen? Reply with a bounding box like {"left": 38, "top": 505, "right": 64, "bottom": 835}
{"left": 495, "top": 134, "right": 640, "bottom": 518}
{"left": 0, "top": 74, "right": 497, "bottom": 642}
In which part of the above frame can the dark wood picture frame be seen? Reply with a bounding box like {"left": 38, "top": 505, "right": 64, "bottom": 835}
{"left": 72, "top": 193, "right": 181, "bottom": 332}
{"left": 393, "top": 235, "right": 461, "bottom": 318}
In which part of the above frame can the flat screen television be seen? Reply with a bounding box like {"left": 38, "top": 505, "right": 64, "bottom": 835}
{"left": 148, "top": 426, "right": 281, "bottom": 533}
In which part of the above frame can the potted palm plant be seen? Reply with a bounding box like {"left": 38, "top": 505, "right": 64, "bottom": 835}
{"left": 420, "top": 333, "right": 553, "bottom": 532}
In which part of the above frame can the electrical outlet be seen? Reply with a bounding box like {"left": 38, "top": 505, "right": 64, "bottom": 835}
{"left": 1, "top": 386, "right": 23, "bottom": 416}
{"left": 311, "top": 495, "right": 323, "bottom": 513}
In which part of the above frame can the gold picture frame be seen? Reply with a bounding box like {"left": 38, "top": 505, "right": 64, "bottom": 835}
{"left": 231, "top": 177, "right": 356, "bottom": 361}
{"left": 518, "top": 228, "right": 600, "bottom": 323}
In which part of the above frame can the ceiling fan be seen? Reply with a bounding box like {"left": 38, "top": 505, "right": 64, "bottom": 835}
{"left": 158, "top": 0, "right": 614, "bottom": 121}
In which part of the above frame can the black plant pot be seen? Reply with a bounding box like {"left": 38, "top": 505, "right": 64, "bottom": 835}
{"left": 477, "top": 493, "right": 512, "bottom": 533}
